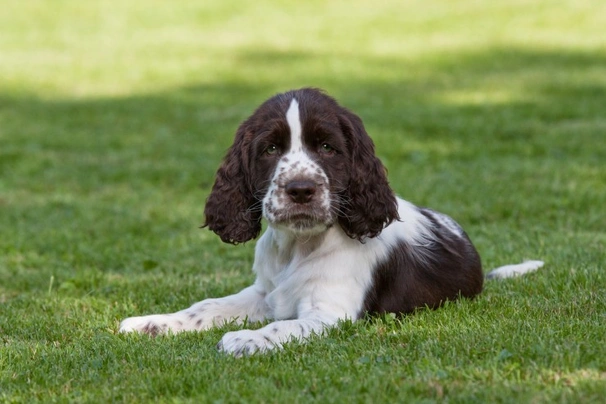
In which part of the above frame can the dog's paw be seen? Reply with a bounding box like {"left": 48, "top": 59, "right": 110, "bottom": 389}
{"left": 217, "top": 329, "right": 280, "bottom": 357}
{"left": 119, "top": 315, "right": 175, "bottom": 336}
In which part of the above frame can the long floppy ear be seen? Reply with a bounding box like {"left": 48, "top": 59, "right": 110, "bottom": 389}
{"left": 338, "top": 110, "right": 399, "bottom": 241}
{"left": 202, "top": 124, "right": 261, "bottom": 244}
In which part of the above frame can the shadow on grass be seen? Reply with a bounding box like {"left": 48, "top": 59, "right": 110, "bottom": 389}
{"left": 1, "top": 45, "right": 605, "bottom": 295}
{"left": 2, "top": 46, "right": 605, "bottom": 179}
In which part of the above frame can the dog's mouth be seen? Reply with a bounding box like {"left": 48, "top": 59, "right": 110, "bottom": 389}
{"left": 279, "top": 212, "right": 320, "bottom": 227}
{"left": 271, "top": 209, "right": 333, "bottom": 232}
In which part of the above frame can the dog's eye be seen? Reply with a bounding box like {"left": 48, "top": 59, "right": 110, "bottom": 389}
{"left": 319, "top": 143, "right": 335, "bottom": 155}
{"left": 265, "top": 144, "right": 279, "bottom": 155}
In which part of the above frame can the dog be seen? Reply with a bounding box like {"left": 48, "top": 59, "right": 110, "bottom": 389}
{"left": 119, "top": 88, "right": 543, "bottom": 356}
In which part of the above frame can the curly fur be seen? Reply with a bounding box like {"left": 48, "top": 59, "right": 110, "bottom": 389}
{"left": 337, "top": 109, "right": 399, "bottom": 240}
{"left": 203, "top": 122, "right": 261, "bottom": 244}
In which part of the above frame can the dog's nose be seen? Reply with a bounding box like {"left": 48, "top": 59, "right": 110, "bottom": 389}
{"left": 285, "top": 180, "right": 316, "bottom": 204}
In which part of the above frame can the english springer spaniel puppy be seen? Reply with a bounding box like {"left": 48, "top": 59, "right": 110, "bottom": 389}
{"left": 120, "top": 88, "right": 543, "bottom": 356}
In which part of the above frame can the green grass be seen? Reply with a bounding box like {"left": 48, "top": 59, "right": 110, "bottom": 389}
{"left": 1, "top": 0, "right": 605, "bottom": 402}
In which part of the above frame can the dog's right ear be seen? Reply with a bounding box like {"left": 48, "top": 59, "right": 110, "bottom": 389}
{"left": 203, "top": 123, "right": 262, "bottom": 244}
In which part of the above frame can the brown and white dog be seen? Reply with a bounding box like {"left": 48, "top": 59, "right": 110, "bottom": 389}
{"left": 120, "top": 88, "right": 543, "bottom": 356}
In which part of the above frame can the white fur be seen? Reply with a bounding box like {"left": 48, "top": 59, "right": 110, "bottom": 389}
{"left": 286, "top": 99, "right": 302, "bottom": 151}
{"left": 485, "top": 260, "right": 544, "bottom": 280}
{"left": 431, "top": 211, "right": 464, "bottom": 237}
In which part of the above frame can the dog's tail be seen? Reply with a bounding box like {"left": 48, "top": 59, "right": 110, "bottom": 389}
{"left": 485, "top": 260, "right": 544, "bottom": 280}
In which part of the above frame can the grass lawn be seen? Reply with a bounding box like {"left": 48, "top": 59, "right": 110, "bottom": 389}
{"left": 1, "top": 0, "right": 605, "bottom": 402}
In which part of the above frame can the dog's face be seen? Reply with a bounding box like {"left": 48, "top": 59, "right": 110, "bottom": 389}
{"left": 256, "top": 97, "right": 351, "bottom": 236}
{"left": 203, "top": 88, "right": 399, "bottom": 244}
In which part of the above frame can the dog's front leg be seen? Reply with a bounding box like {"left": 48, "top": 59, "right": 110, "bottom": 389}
{"left": 119, "top": 284, "right": 270, "bottom": 336}
{"left": 216, "top": 317, "right": 333, "bottom": 357}
{"left": 217, "top": 295, "right": 349, "bottom": 356}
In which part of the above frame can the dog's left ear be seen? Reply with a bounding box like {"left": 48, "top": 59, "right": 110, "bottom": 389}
{"left": 203, "top": 123, "right": 262, "bottom": 244}
{"left": 337, "top": 109, "right": 399, "bottom": 241}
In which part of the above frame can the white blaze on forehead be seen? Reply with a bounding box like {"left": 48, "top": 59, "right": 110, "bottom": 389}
{"left": 286, "top": 98, "right": 302, "bottom": 153}
{"left": 262, "top": 96, "right": 332, "bottom": 231}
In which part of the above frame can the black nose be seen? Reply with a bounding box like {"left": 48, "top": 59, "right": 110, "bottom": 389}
{"left": 285, "top": 180, "right": 317, "bottom": 204}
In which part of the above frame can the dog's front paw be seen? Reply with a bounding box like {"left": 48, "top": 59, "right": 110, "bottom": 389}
{"left": 119, "top": 315, "right": 175, "bottom": 336}
{"left": 217, "top": 330, "right": 280, "bottom": 357}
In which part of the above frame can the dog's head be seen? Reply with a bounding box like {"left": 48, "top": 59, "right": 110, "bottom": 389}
{"left": 203, "top": 88, "right": 399, "bottom": 244}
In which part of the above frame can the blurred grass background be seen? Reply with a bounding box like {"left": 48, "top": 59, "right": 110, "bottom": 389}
{"left": 1, "top": 0, "right": 605, "bottom": 402}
